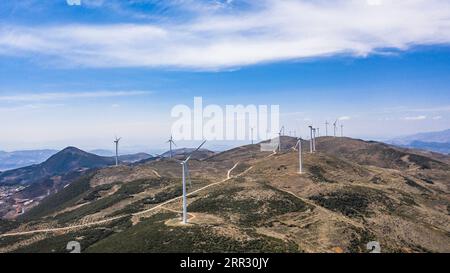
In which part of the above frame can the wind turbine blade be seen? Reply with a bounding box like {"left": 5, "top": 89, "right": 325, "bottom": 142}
{"left": 194, "top": 140, "right": 207, "bottom": 152}
{"left": 294, "top": 139, "right": 301, "bottom": 150}
{"left": 185, "top": 140, "right": 207, "bottom": 162}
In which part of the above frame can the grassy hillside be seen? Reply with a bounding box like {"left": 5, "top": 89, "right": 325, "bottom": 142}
{"left": 20, "top": 173, "right": 94, "bottom": 220}
{"left": 86, "top": 213, "right": 298, "bottom": 253}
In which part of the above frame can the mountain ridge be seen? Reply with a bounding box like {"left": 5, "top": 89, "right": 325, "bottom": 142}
{"left": 0, "top": 147, "right": 115, "bottom": 187}
{"left": 390, "top": 128, "right": 450, "bottom": 144}
{"left": 388, "top": 129, "right": 450, "bottom": 154}
{"left": 0, "top": 136, "right": 448, "bottom": 253}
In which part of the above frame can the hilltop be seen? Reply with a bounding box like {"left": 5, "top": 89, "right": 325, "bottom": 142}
{"left": 0, "top": 137, "right": 448, "bottom": 253}
{"left": 0, "top": 147, "right": 115, "bottom": 186}
{"left": 0, "top": 147, "right": 117, "bottom": 219}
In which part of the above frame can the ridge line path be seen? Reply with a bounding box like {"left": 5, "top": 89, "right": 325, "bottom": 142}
{"left": 0, "top": 162, "right": 249, "bottom": 238}
{"left": 152, "top": 169, "right": 161, "bottom": 178}
{"left": 0, "top": 215, "right": 125, "bottom": 238}
{"left": 227, "top": 162, "right": 239, "bottom": 179}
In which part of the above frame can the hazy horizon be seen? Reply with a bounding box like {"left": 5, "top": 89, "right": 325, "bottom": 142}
{"left": 1, "top": 128, "right": 449, "bottom": 154}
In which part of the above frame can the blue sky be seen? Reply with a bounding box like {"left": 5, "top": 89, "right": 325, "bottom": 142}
{"left": 0, "top": 0, "right": 449, "bottom": 152}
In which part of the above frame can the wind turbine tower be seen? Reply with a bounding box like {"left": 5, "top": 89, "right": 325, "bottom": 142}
{"left": 294, "top": 138, "right": 303, "bottom": 174}
{"left": 312, "top": 128, "right": 317, "bottom": 152}
{"left": 114, "top": 137, "right": 121, "bottom": 166}
{"left": 181, "top": 140, "right": 206, "bottom": 224}
{"left": 167, "top": 135, "right": 177, "bottom": 158}
{"left": 325, "top": 121, "right": 329, "bottom": 136}
{"left": 278, "top": 126, "right": 285, "bottom": 152}
{"left": 308, "top": 126, "right": 314, "bottom": 153}
{"left": 333, "top": 120, "right": 338, "bottom": 137}
{"left": 341, "top": 124, "right": 344, "bottom": 137}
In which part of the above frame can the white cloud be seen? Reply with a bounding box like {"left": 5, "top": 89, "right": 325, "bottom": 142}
{"left": 432, "top": 115, "right": 443, "bottom": 120}
{"left": 403, "top": 115, "right": 427, "bottom": 121}
{"left": 66, "top": 0, "right": 81, "bottom": 6}
{"left": 0, "top": 91, "right": 150, "bottom": 102}
{"left": 375, "top": 105, "right": 450, "bottom": 116}
{"left": 1, "top": 0, "right": 450, "bottom": 69}
{"left": 338, "top": 116, "right": 351, "bottom": 121}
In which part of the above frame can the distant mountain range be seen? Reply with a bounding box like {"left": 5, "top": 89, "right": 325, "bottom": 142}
{"left": 160, "top": 148, "right": 215, "bottom": 160}
{"left": 0, "top": 150, "right": 58, "bottom": 171}
{"left": 89, "top": 149, "right": 115, "bottom": 156}
{"left": 89, "top": 149, "right": 154, "bottom": 163}
{"left": 0, "top": 149, "right": 153, "bottom": 172}
{"left": 388, "top": 129, "right": 450, "bottom": 154}
{"left": 118, "top": 153, "right": 153, "bottom": 163}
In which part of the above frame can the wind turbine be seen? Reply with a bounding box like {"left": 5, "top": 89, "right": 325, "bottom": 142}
{"left": 308, "top": 126, "right": 314, "bottom": 153}
{"left": 166, "top": 135, "right": 177, "bottom": 158}
{"left": 114, "top": 136, "right": 121, "bottom": 166}
{"left": 341, "top": 124, "right": 344, "bottom": 137}
{"left": 294, "top": 138, "right": 303, "bottom": 174}
{"left": 278, "top": 126, "right": 285, "bottom": 152}
{"left": 180, "top": 140, "right": 206, "bottom": 224}
{"left": 325, "top": 121, "right": 329, "bottom": 136}
{"left": 333, "top": 120, "right": 338, "bottom": 137}
{"left": 316, "top": 128, "right": 320, "bottom": 137}
{"left": 312, "top": 128, "right": 317, "bottom": 152}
